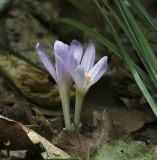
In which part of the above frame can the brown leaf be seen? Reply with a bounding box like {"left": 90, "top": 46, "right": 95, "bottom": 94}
{"left": 0, "top": 115, "right": 70, "bottom": 159}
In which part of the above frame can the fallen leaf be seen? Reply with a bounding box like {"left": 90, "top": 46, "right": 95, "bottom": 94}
{"left": 0, "top": 115, "right": 70, "bottom": 159}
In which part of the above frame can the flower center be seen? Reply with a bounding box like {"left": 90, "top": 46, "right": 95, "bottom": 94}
{"left": 84, "top": 75, "right": 91, "bottom": 84}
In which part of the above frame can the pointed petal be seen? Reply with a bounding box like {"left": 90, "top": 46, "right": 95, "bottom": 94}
{"left": 54, "top": 40, "right": 69, "bottom": 60}
{"left": 73, "top": 65, "right": 85, "bottom": 90}
{"left": 88, "top": 56, "right": 108, "bottom": 87}
{"left": 36, "top": 42, "right": 58, "bottom": 83}
{"left": 55, "top": 55, "right": 72, "bottom": 87}
{"left": 54, "top": 40, "right": 78, "bottom": 75}
{"left": 56, "top": 50, "right": 78, "bottom": 82}
{"left": 70, "top": 40, "right": 83, "bottom": 64}
{"left": 67, "top": 52, "right": 78, "bottom": 74}
{"left": 81, "top": 42, "right": 95, "bottom": 72}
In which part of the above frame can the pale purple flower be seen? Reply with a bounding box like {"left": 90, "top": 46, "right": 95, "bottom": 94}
{"left": 36, "top": 41, "right": 73, "bottom": 130}
{"left": 36, "top": 41, "right": 72, "bottom": 88}
{"left": 56, "top": 40, "right": 108, "bottom": 127}
{"left": 57, "top": 40, "right": 108, "bottom": 93}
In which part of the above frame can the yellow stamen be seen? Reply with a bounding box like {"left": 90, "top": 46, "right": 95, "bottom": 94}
{"left": 84, "top": 75, "right": 91, "bottom": 84}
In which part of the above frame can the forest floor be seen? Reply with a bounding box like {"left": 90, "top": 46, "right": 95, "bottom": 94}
{"left": 0, "top": 0, "right": 157, "bottom": 159}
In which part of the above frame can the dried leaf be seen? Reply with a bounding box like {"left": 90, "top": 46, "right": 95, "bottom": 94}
{"left": 0, "top": 115, "right": 70, "bottom": 159}
{"left": 0, "top": 55, "right": 60, "bottom": 108}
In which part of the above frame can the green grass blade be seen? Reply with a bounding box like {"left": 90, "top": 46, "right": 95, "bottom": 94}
{"left": 94, "top": 0, "right": 154, "bottom": 90}
{"left": 114, "top": 0, "right": 157, "bottom": 88}
{"left": 121, "top": 47, "right": 157, "bottom": 117}
{"left": 57, "top": 18, "right": 120, "bottom": 56}
{"left": 130, "top": 0, "right": 157, "bottom": 32}
{"left": 114, "top": 0, "right": 157, "bottom": 115}
{"left": 94, "top": 0, "right": 122, "bottom": 54}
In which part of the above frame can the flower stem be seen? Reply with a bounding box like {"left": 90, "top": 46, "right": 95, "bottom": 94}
{"left": 59, "top": 86, "right": 71, "bottom": 130}
{"left": 74, "top": 88, "right": 85, "bottom": 128}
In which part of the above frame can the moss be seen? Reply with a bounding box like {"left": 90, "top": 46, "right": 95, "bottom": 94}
{"left": 90, "top": 140, "right": 157, "bottom": 160}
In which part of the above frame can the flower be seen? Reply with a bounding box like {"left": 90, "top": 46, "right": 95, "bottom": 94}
{"left": 56, "top": 40, "right": 108, "bottom": 93}
{"left": 56, "top": 40, "right": 108, "bottom": 127}
{"left": 36, "top": 41, "right": 73, "bottom": 130}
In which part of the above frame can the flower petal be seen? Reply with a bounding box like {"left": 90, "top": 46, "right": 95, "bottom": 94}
{"left": 55, "top": 55, "right": 72, "bottom": 87}
{"left": 70, "top": 40, "right": 83, "bottom": 64}
{"left": 54, "top": 40, "right": 78, "bottom": 75}
{"left": 81, "top": 42, "right": 95, "bottom": 72}
{"left": 72, "top": 65, "right": 85, "bottom": 90}
{"left": 56, "top": 50, "right": 77, "bottom": 82}
{"left": 88, "top": 56, "right": 108, "bottom": 88}
{"left": 67, "top": 52, "right": 78, "bottom": 74}
{"left": 36, "top": 42, "right": 58, "bottom": 83}
{"left": 54, "top": 40, "right": 69, "bottom": 60}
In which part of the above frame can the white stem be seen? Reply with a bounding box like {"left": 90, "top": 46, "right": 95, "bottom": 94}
{"left": 74, "top": 88, "right": 85, "bottom": 128}
{"left": 59, "top": 86, "right": 71, "bottom": 130}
